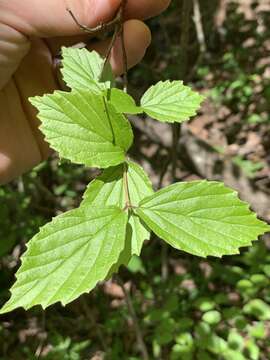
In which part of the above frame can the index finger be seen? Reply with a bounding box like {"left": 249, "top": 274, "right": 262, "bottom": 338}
{"left": 0, "top": 0, "right": 170, "bottom": 37}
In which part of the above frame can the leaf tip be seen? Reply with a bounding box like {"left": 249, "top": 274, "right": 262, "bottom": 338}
{"left": 0, "top": 301, "right": 15, "bottom": 315}
{"left": 29, "top": 95, "right": 42, "bottom": 108}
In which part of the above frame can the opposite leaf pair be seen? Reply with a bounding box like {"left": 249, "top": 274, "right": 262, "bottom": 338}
{"left": 2, "top": 162, "right": 268, "bottom": 313}
{"left": 1, "top": 47, "right": 269, "bottom": 314}
{"left": 30, "top": 47, "right": 204, "bottom": 170}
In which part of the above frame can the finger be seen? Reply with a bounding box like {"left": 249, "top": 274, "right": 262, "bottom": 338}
{"left": 1, "top": 0, "right": 170, "bottom": 37}
{"left": 1, "top": 0, "right": 122, "bottom": 37}
{"left": 0, "top": 22, "right": 30, "bottom": 89}
{"left": 90, "top": 19, "right": 151, "bottom": 75}
{"left": 0, "top": 80, "right": 42, "bottom": 184}
{"left": 13, "top": 38, "right": 56, "bottom": 161}
{"left": 45, "top": 35, "right": 89, "bottom": 57}
{"left": 125, "top": 0, "right": 171, "bottom": 20}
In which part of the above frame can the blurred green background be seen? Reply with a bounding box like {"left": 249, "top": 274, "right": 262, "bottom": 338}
{"left": 1, "top": 1, "right": 270, "bottom": 359}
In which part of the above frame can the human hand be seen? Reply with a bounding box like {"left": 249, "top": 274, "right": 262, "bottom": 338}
{"left": 0, "top": 0, "right": 170, "bottom": 184}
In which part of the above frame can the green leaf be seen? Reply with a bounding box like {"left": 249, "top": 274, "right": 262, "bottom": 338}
{"left": 250, "top": 274, "right": 268, "bottom": 287}
{"left": 194, "top": 297, "right": 216, "bottom": 312}
{"left": 140, "top": 80, "right": 204, "bottom": 123}
{"left": 136, "top": 181, "right": 269, "bottom": 257}
{"left": 227, "top": 330, "right": 244, "bottom": 351}
{"left": 206, "top": 334, "right": 228, "bottom": 354}
{"left": 107, "top": 88, "right": 142, "bottom": 114}
{"left": 105, "top": 222, "right": 133, "bottom": 279}
{"left": 243, "top": 299, "right": 270, "bottom": 320}
{"left": 236, "top": 279, "right": 253, "bottom": 291}
{"left": 127, "top": 255, "right": 146, "bottom": 274}
{"left": 248, "top": 322, "right": 266, "bottom": 339}
{"left": 202, "top": 310, "right": 222, "bottom": 325}
{"left": 30, "top": 89, "right": 133, "bottom": 168}
{"left": 232, "top": 156, "right": 264, "bottom": 178}
{"left": 195, "top": 351, "right": 214, "bottom": 360}
{"left": 82, "top": 161, "right": 153, "bottom": 256}
{"left": 245, "top": 339, "right": 260, "bottom": 360}
{"left": 61, "top": 47, "right": 114, "bottom": 92}
{"left": 223, "top": 349, "right": 246, "bottom": 360}
{"left": 0, "top": 206, "right": 128, "bottom": 313}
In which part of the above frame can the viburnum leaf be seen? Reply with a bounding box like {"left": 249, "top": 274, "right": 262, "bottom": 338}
{"left": 107, "top": 88, "right": 142, "bottom": 114}
{"left": 105, "top": 222, "right": 133, "bottom": 279}
{"left": 82, "top": 161, "right": 153, "bottom": 256}
{"left": 136, "top": 181, "right": 269, "bottom": 257}
{"left": 0, "top": 206, "right": 128, "bottom": 313}
{"left": 30, "top": 89, "right": 133, "bottom": 168}
{"left": 61, "top": 47, "right": 114, "bottom": 92}
{"left": 140, "top": 80, "right": 204, "bottom": 123}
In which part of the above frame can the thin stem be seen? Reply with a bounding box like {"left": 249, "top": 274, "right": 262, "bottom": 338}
{"left": 168, "top": 0, "right": 193, "bottom": 280}
{"left": 171, "top": 124, "right": 181, "bottom": 180}
{"left": 68, "top": 0, "right": 130, "bottom": 210}
{"left": 193, "top": 0, "right": 207, "bottom": 54}
{"left": 119, "top": 0, "right": 128, "bottom": 92}
{"left": 178, "top": 0, "right": 193, "bottom": 79}
{"left": 120, "top": 28, "right": 128, "bottom": 92}
{"left": 101, "top": 0, "right": 128, "bottom": 90}
{"left": 67, "top": 0, "right": 128, "bottom": 88}
{"left": 35, "top": 310, "right": 46, "bottom": 358}
{"left": 66, "top": 8, "right": 119, "bottom": 35}
{"left": 102, "top": 23, "right": 121, "bottom": 76}
{"left": 80, "top": 296, "right": 107, "bottom": 351}
{"left": 161, "top": 242, "right": 169, "bottom": 281}
{"left": 116, "top": 276, "right": 149, "bottom": 360}
{"left": 171, "top": 0, "right": 192, "bottom": 181}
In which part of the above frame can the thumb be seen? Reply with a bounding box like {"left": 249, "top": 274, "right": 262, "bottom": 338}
{"left": 1, "top": 0, "right": 121, "bottom": 37}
